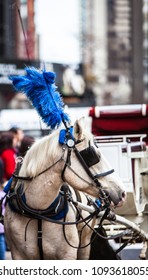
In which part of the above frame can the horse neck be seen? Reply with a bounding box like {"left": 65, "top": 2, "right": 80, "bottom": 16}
{"left": 18, "top": 130, "right": 65, "bottom": 209}
{"left": 23, "top": 167, "right": 63, "bottom": 210}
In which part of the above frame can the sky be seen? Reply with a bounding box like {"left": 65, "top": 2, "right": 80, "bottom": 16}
{"left": 35, "top": 0, "right": 80, "bottom": 64}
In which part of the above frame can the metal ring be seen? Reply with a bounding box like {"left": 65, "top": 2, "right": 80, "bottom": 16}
{"left": 15, "top": 156, "right": 24, "bottom": 164}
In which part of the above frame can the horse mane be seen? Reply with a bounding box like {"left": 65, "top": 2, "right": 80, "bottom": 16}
{"left": 19, "top": 129, "right": 60, "bottom": 177}
{"left": 19, "top": 120, "right": 93, "bottom": 178}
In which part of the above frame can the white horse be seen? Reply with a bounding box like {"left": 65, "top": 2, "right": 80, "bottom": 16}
{"left": 4, "top": 118, "right": 126, "bottom": 260}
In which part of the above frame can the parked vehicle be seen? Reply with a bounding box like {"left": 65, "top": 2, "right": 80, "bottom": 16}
{"left": 89, "top": 104, "right": 148, "bottom": 259}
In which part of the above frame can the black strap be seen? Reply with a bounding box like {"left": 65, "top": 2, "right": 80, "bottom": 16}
{"left": 0, "top": 194, "right": 7, "bottom": 225}
{"left": 73, "top": 146, "right": 96, "bottom": 181}
{"left": 38, "top": 219, "right": 44, "bottom": 260}
{"left": 73, "top": 189, "right": 82, "bottom": 221}
{"left": 16, "top": 183, "right": 67, "bottom": 218}
{"left": 94, "top": 169, "right": 114, "bottom": 178}
{"left": 61, "top": 148, "right": 72, "bottom": 181}
{"left": 13, "top": 157, "right": 63, "bottom": 181}
{"left": 115, "top": 239, "right": 131, "bottom": 255}
{"left": 99, "top": 207, "right": 111, "bottom": 227}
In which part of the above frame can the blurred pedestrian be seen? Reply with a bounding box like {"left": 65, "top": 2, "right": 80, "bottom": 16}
{"left": 9, "top": 127, "right": 24, "bottom": 155}
{"left": 0, "top": 158, "right": 4, "bottom": 186}
{"left": 0, "top": 159, "right": 6, "bottom": 260}
{"left": 19, "top": 135, "right": 35, "bottom": 158}
{"left": 0, "top": 132, "right": 17, "bottom": 184}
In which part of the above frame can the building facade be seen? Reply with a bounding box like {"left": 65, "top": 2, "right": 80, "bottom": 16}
{"left": 80, "top": 0, "right": 148, "bottom": 105}
{"left": 0, "top": 0, "right": 147, "bottom": 109}
{"left": 0, "top": 0, "right": 38, "bottom": 109}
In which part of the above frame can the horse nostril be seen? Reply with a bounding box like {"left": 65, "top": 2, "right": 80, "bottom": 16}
{"left": 121, "top": 191, "right": 126, "bottom": 200}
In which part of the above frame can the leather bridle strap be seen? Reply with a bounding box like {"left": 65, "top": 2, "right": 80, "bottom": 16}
{"left": 61, "top": 148, "right": 72, "bottom": 182}
{"left": 61, "top": 144, "right": 115, "bottom": 191}
{"left": 13, "top": 156, "right": 64, "bottom": 181}
{"left": 94, "top": 169, "right": 114, "bottom": 178}
{"left": 61, "top": 145, "right": 113, "bottom": 207}
{"left": 61, "top": 145, "right": 100, "bottom": 186}
{"left": 73, "top": 146, "right": 114, "bottom": 185}
{"left": 38, "top": 219, "right": 44, "bottom": 260}
{"left": 73, "top": 146, "right": 97, "bottom": 182}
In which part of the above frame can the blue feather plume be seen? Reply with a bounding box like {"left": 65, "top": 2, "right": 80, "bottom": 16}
{"left": 9, "top": 66, "right": 70, "bottom": 129}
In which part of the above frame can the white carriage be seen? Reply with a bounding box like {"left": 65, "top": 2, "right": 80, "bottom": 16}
{"left": 89, "top": 104, "right": 148, "bottom": 259}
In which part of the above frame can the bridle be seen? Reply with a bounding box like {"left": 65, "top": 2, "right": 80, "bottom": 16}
{"left": 59, "top": 127, "right": 114, "bottom": 208}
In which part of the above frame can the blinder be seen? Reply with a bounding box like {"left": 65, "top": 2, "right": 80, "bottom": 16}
{"left": 80, "top": 146, "right": 100, "bottom": 167}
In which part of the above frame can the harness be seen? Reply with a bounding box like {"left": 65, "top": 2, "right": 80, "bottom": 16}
{"left": 3, "top": 127, "right": 116, "bottom": 259}
{"left": 6, "top": 182, "right": 104, "bottom": 259}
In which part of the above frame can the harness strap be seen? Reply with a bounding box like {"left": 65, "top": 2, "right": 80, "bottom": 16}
{"left": 13, "top": 174, "right": 32, "bottom": 181}
{"left": 15, "top": 183, "right": 69, "bottom": 219}
{"left": 0, "top": 194, "right": 7, "bottom": 224}
{"left": 13, "top": 156, "right": 63, "bottom": 181}
{"left": 38, "top": 219, "right": 44, "bottom": 260}
{"left": 73, "top": 146, "right": 96, "bottom": 182}
{"left": 94, "top": 169, "right": 114, "bottom": 178}
{"left": 73, "top": 189, "right": 82, "bottom": 221}
{"left": 61, "top": 148, "right": 72, "bottom": 181}
{"left": 99, "top": 207, "right": 111, "bottom": 227}
{"left": 115, "top": 239, "right": 132, "bottom": 255}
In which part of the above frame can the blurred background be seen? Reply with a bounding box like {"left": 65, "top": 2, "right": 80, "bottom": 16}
{"left": 0, "top": 1, "right": 148, "bottom": 261}
{"left": 0, "top": 0, "right": 147, "bottom": 109}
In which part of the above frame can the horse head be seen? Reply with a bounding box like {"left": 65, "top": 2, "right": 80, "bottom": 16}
{"left": 60, "top": 117, "right": 126, "bottom": 209}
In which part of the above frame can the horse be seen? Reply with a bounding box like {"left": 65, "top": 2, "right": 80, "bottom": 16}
{"left": 4, "top": 117, "right": 126, "bottom": 260}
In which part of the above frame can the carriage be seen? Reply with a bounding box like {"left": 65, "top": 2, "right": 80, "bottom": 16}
{"left": 88, "top": 104, "right": 148, "bottom": 259}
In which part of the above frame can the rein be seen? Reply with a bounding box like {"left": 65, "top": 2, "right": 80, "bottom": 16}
{"left": 13, "top": 154, "right": 64, "bottom": 181}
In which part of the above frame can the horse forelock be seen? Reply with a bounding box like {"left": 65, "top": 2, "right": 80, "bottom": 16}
{"left": 20, "top": 129, "right": 60, "bottom": 177}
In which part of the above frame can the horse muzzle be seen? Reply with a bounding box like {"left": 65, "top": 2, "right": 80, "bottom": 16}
{"left": 100, "top": 189, "right": 126, "bottom": 208}
{"left": 109, "top": 190, "right": 126, "bottom": 208}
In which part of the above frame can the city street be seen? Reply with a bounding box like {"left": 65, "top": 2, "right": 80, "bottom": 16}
{"left": 0, "top": 0, "right": 147, "bottom": 262}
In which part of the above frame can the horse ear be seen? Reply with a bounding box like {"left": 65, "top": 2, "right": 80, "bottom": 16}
{"left": 73, "top": 117, "right": 85, "bottom": 140}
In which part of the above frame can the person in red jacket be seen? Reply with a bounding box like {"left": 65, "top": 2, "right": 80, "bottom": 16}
{"left": 9, "top": 127, "right": 24, "bottom": 156}
{"left": 0, "top": 132, "right": 17, "bottom": 183}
